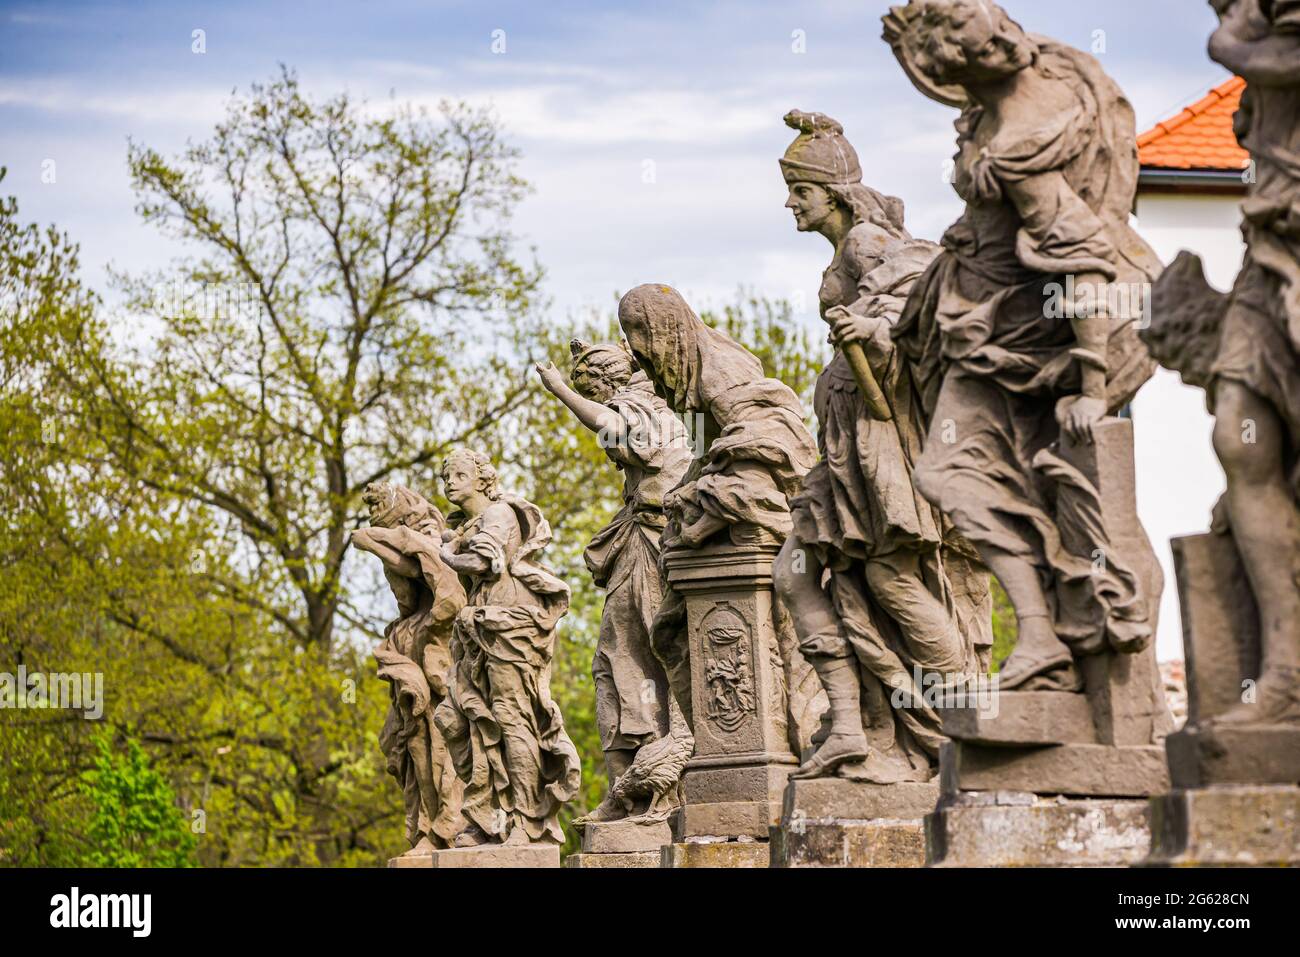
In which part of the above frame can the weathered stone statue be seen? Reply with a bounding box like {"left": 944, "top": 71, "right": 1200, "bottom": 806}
{"left": 772, "top": 110, "right": 992, "bottom": 787}
{"left": 883, "top": 0, "right": 1172, "bottom": 866}
{"left": 617, "top": 283, "right": 824, "bottom": 866}
{"left": 768, "top": 110, "right": 993, "bottom": 867}
{"left": 429, "top": 449, "right": 580, "bottom": 866}
{"left": 535, "top": 341, "right": 694, "bottom": 866}
{"left": 352, "top": 482, "right": 468, "bottom": 862}
{"left": 1141, "top": 0, "right": 1300, "bottom": 866}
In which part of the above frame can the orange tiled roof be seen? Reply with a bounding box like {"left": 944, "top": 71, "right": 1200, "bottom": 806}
{"left": 1138, "top": 77, "right": 1249, "bottom": 172}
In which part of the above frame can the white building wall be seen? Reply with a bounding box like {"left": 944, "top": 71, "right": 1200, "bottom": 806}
{"left": 1132, "top": 192, "right": 1246, "bottom": 662}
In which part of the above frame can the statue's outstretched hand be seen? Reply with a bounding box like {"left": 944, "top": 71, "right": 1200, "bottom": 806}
{"left": 535, "top": 361, "right": 565, "bottom": 395}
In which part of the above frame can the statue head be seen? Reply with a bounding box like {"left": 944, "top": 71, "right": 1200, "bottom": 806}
{"left": 780, "top": 110, "right": 861, "bottom": 234}
{"left": 362, "top": 481, "right": 446, "bottom": 533}
{"left": 439, "top": 448, "right": 501, "bottom": 510}
{"left": 889, "top": 0, "right": 1035, "bottom": 88}
{"left": 780, "top": 110, "right": 912, "bottom": 241}
{"left": 617, "top": 285, "right": 690, "bottom": 402}
{"left": 568, "top": 339, "right": 635, "bottom": 403}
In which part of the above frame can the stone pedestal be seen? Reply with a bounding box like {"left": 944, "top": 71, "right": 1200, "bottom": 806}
{"left": 660, "top": 839, "right": 770, "bottom": 868}
{"left": 929, "top": 420, "right": 1170, "bottom": 866}
{"left": 771, "top": 779, "right": 938, "bottom": 868}
{"left": 927, "top": 791, "right": 1152, "bottom": 867}
{"left": 1147, "top": 785, "right": 1300, "bottom": 866}
{"left": 389, "top": 844, "right": 561, "bottom": 868}
{"left": 564, "top": 819, "right": 671, "bottom": 869}
{"left": 1142, "top": 533, "right": 1300, "bottom": 867}
{"left": 662, "top": 544, "right": 796, "bottom": 854}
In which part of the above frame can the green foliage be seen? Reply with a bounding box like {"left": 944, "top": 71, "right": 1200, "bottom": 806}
{"left": 80, "top": 731, "right": 198, "bottom": 868}
{"left": 990, "top": 580, "right": 1019, "bottom": 671}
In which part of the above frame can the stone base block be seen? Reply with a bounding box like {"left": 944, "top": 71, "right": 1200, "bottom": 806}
{"left": 661, "top": 840, "right": 770, "bottom": 869}
{"left": 565, "top": 851, "right": 661, "bottom": 869}
{"left": 771, "top": 820, "right": 927, "bottom": 868}
{"left": 941, "top": 741, "right": 1169, "bottom": 798}
{"left": 683, "top": 762, "right": 791, "bottom": 803}
{"left": 927, "top": 795, "right": 1152, "bottom": 867}
{"left": 1147, "top": 785, "right": 1300, "bottom": 866}
{"left": 676, "top": 800, "right": 776, "bottom": 840}
{"left": 940, "top": 691, "right": 1097, "bottom": 747}
{"left": 581, "top": 819, "right": 673, "bottom": 854}
{"left": 676, "top": 760, "right": 792, "bottom": 839}
{"left": 1167, "top": 724, "right": 1300, "bottom": 788}
{"left": 769, "top": 780, "right": 938, "bottom": 868}
{"left": 781, "top": 778, "right": 939, "bottom": 822}
{"left": 393, "top": 845, "right": 561, "bottom": 868}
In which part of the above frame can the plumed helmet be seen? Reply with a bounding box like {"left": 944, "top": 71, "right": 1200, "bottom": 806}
{"left": 779, "top": 110, "right": 863, "bottom": 186}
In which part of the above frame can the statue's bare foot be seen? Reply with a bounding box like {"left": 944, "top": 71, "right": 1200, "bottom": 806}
{"left": 789, "top": 732, "right": 870, "bottom": 779}
{"left": 1212, "top": 667, "right": 1300, "bottom": 726}
{"left": 573, "top": 795, "right": 627, "bottom": 829}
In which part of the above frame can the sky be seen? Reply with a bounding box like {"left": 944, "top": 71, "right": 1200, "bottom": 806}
{"left": 0, "top": 0, "right": 1237, "bottom": 659}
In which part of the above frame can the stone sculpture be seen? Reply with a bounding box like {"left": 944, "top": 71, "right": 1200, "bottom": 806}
{"left": 769, "top": 110, "right": 993, "bottom": 867}
{"left": 617, "top": 283, "right": 825, "bottom": 865}
{"left": 352, "top": 482, "right": 468, "bottom": 861}
{"left": 428, "top": 449, "right": 580, "bottom": 865}
{"left": 1141, "top": 0, "right": 1299, "bottom": 865}
{"left": 535, "top": 341, "right": 694, "bottom": 867}
{"left": 773, "top": 109, "right": 993, "bottom": 787}
{"left": 883, "top": 0, "right": 1172, "bottom": 865}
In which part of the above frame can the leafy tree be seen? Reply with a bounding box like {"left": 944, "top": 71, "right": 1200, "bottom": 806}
{"left": 2, "top": 67, "right": 563, "bottom": 864}
{"left": 81, "top": 730, "right": 198, "bottom": 868}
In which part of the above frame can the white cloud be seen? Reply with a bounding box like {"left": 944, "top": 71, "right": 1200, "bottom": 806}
{"left": 0, "top": 80, "right": 232, "bottom": 127}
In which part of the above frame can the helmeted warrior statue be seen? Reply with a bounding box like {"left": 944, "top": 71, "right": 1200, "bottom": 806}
{"left": 772, "top": 110, "right": 993, "bottom": 784}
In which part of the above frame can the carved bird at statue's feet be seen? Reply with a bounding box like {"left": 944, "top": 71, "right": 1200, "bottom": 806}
{"left": 608, "top": 698, "right": 694, "bottom": 822}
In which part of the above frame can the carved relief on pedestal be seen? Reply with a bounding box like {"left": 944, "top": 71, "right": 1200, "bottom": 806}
{"left": 701, "top": 601, "right": 755, "bottom": 734}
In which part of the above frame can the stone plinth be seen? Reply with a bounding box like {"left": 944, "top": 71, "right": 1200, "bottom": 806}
{"left": 1167, "top": 723, "right": 1300, "bottom": 787}
{"left": 1163, "top": 533, "right": 1295, "bottom": 784}
{"left": 1142, "top": 534, "right": 1299, "bottom": 867}
{"left": 771, "top": 779, "right": 938, "bottom": 868}
{"left": 563, "top": 819, "right": 671, "bottom": 869}
{"left": 1147, "top": 785, "right": 1300, "bottom": 866}
{"left": 661, "top": 840, "right": 770, "bottom": 869}
{"left": 1169, "top": 533, "right": 1259, "bottom": 728}
{"left": 566, "top": 851, "right": 661, "bottom": 869}
{"left": 926, "top": 792, "right": 1152, "bottom": 867}
{"left": 663, "top": 544, "right": 797, "bottom": 843}
{"left": 939, "top": 740, "right": 1169, "bottom": 798}
{"left": 391, "top": 844, "right": 561, "bottom": 868}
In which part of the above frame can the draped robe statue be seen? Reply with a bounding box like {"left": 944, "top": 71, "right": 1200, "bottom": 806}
{"left": 617, "top": 284, "right": 827, "bottom": 755}
{"left": 431, "top": 449, "right": 581, "bottom": 846}
{"left": 352, "top": 482, "right": 468, "bottom": 855}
